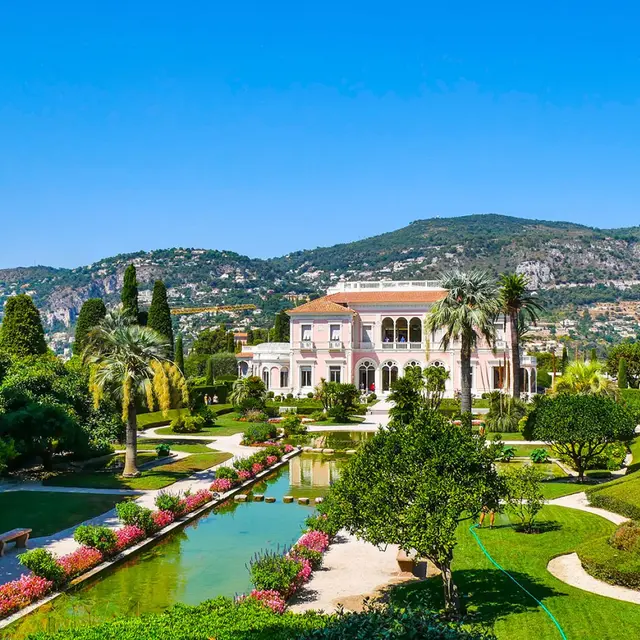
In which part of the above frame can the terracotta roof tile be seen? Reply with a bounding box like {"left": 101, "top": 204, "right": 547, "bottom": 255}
{"left": 286, "top": 298, "right": 357, "bottom": 315}
{"left": 236, "top": 352, "right": 254, "bottom": 358}
{"left": 326, "top": 290, "right": 446, "bottom": 304}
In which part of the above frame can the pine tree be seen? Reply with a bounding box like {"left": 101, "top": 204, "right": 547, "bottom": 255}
{"left": 0, "top": 294, "right": 47, "bottom": 357}
{"left": 561, "top": 346, "right": 569, "bottom": 372}
{"left": 618, "top": 357, "right": 629, "bottom": 389}
{"left": 147, "top": 280, "right": 174, "bottom": 353}
{"left": 73, "top": 298, "right": 107, "bottom": 355}
{"left": 175, "top": 335, "right": 184, "bottom": 372}
{"left": 121, "top": 264, "right": 139, "bottom": 320}
{"left": 205, "top": 357, "right": 214, "bottom": 385}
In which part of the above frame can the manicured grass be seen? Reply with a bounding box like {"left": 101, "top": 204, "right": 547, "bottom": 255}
{"left": 154, "top": 412, "right": 247, "bottom": 437}
{"left": 540, "top": 480, "right": 585, "bottom": 499}
{"left": 391, "top": 506, "right": 640, "bottom": 640}
{"left": 307, "top": 416, "right": 366, "bottom": 427}
{"left": 627, "top": 436, "right": 640, "bottom": 474}
{"left": 484, "top": 431, "right": 527, "bottom": 441}
{"left": 510, "top": 445, "right": 551, "bottom": 458}
{"left": 43, "top": 452, "right": 232, "bottom": 491}
{"left": 136, "top": 408, "right": 188, "bottom": 429}
{"left": 578, "top": 532, "right": 640, "bottom": 589}
{"left": 83, "top": 453, "right": 158, "bottom": 471}
{"left": 497, "top": 460, "right": 566, "bottom": 480}
{"left": 140, "top": 440, "right": 215, "bottom": 454}
{"left": 0, "top": 492, "right": 125, "bottom": 538}
{"left": 586, "top": 471, "right": 640, "bottom": 520}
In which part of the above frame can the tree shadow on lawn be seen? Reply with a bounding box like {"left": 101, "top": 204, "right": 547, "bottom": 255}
{"left": 390, "top": 568, "right": 568, "bottom": 627}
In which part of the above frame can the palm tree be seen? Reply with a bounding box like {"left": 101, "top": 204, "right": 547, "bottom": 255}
{"left": 426, "top": 270, "right": 501, "bottom": 414}
{"left": 553, "top": 359, "right": 618, "bottom": 398}
{"left": 84, "top": 311, "right": 188, "bottom": 477}
{"left": 229, "top": 375, "right": 266, "bottom": 409}
{"left": 499, "top": 273, "right": 543, "bottom": 399}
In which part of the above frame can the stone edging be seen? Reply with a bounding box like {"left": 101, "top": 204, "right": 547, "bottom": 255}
{"left": 0, "top": 448, "right": 302, "bottom": 630}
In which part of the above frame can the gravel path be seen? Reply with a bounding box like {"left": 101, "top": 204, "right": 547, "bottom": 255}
{"left": 549, "top": 492, "right": 629, "bottom": 525}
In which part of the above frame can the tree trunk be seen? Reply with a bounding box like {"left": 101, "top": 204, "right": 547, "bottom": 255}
{"left": 122, "top": 401, "right": 140, "bottom": 477}
{"left": 460, "top": 335, "right": 472, "bottom": 415}
{"left": 440, "top": 562, "right": 462, "bottom": 616}
{"left": 510, "top": 311, "right": 521, "bottom": 398}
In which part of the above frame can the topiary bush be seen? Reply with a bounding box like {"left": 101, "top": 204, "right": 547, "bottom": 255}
{"left": 18, "top": 548, "right": 66, "bottom": 587}
{"left": 155, "top": 443, "right": 171, "bottom": 458}
{"left": 248, "top": 549, "right": 302, "bottom": 596}
{"left": 171, "top": 414, "right": 204, "bottom": 434}
{"left": 73, "top": 525, "right": 117, "bottom": 555}
{"left": 241, "top": 423, "right": 277, "bottom": 445}
{"left": 610, "top": 521, "right": 640, "bottom": 552}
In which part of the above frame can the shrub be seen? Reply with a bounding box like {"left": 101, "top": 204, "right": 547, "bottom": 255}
{"left": 579, "top": 535, "right": 640, "bottom": 590}
{"left": 505, "top": 465, "right": 545, "bottom": 533}
{"left": 155, "top": 443, "right": 171, "bottom": 458}
{"left": 116, "top": 502, "right": 155, "bottom": 534}
{"left": 367, "top": 393, "right": 377, "bottom": 402}
{"left": 215, "top": 466, "right": 239, "bottom": 481}
{"left": 530, "top": 448, "right": 550, "bottom": 464}
{"left": 243, "top": 410, "right": 269, "bottom": 423}
{"left": 73, "top": 525, "right": 118, "bottom": 555}
{"left": 310, "top": 410, "right": 326, "bottom": 422}
{"left": 18, "top": 548, "right": 65, "bottom": 587}
{"left": 58, "top": 546, "right": 103, "bottom": 579}
{"left": 180, "top": 489, "right": 213, "bottom": 514}
{"left": 171, "top": 414, "right": 204, "bottom": 434}
{"left": 286, "top": 393, "right": 294, "bottom": 399}
{"left": 305, "top": 513, "right": 340, "bottom": 538}
{"left": 0, "top": 574, "right": 52, "bottom": 619}
{"left": 155, "top": 491, "right": 184, "bottom": 515}
{"left": 499, "top": 445, "right": 516, "bottom": 462}
{"left": 610, "top": 521, "right": 640, "bottom": 552}
{"left": 242, "top": 423, "right": 277, "bottom": 445}
{"left": 290, "top": 544, "right": 323, "bottom": 570}
{"left": 245, "top": 589, "right": 287, "bottom": 614}
{"left": 267, "top": 391, "right": 275, "bottom": 399}
{"left": 249, "top": 550, "right": 303, "bottom": 597}
{"left": 240, "top": 397, "right": 266, "bottom": 414}
{"left": 297, "top": 530, "right": 330, "bottom": 553}
{"left": 307, "top": 392, "right": 314, "bottom": 399}
{"left": 115, "top": 525, "right": 146, "bottom": 551}
{"left": 264, "top": 444, "right": 283, "bottom": 460}
{"left": 282, "top": 414, "right": 306, "bottom": 437}
{"left": 484, "top": 393, "right": 528, "bottom": 433}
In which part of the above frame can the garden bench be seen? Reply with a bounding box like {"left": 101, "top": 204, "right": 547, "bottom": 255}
{"left": 0, "top": 528, "right": 32, "bottom": 556}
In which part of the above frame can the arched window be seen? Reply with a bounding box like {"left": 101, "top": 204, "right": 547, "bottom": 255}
{"left": 382, "top": 360, "right": 399, "bottom": 391}
{"left": 262, "top": 368, "right": 270, "bottom": 388}
{"left": 238, "top": 361, "right": 249, "bottom": 377}
{"left": 381, "top": 318, "right": 394, "bottom": 343}
{"left": 409, "top": 317, "right": 422, "bottom": 344}
{"left": 358, "top": 360, "right": 376, "bottom": 392}
{"left": 405, "top": 360, "right": 422, "bottom": 369}
{"left": 280, "top": 368, "right": 289, "bottom": 389}
{"left": 395, "top": 318, "right": 408, "bottom": 344}
{"left": 430, "top": 360, "right": 446, "bottom": 370}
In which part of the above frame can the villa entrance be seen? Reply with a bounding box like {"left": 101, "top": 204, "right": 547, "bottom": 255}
{"left": 358, "top": 360, "right": 376, "bottom": 392}
{"left": 381, "top": 360, "right": 399, "bottom": 392}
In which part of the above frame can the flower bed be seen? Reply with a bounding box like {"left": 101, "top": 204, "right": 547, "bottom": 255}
{"left": 0, "top": 443, "right": 299, "bottom": 623}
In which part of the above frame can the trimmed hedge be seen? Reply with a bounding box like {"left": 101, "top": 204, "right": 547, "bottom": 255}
{"left": 578, "top": 535, "right": 640, "bottom": 590}
{"left": 192, "top": 382, "right": 233, "bottom": 405}
{"left": 587, "top": 474, "right": 640, "bottom": 520}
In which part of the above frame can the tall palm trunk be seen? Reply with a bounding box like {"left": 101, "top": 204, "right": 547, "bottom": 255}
{"left": 460, "top": 334, "right": 472, "bottom": 414}
{"left": 509, "top": 310, "right": 521, "bottom": 398}
{"left": 123, "top": 400, "right": 140, "bottom": 477}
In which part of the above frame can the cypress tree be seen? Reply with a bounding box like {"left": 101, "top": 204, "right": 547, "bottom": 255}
{"left": 618, "top": 357, "right": 629, "bottom": 389}
{"left": 272, "top": 310, "right": 290, "bottom": 342}
{"left": 590, "top": 347, "right": 597, "bottom": 362}
{"left": 246, "top": 329, "right": 254, "bottom": 345}
{"left": 0, "top": 294, "right": 47, "bottom": 357}
{"left": 205, "top": 357, "right": 214, "bottom": 385}
{"left": 561, "top": 346, "right": 569, "bottom": 372}
{"left": 147, "top": 280, "right": 174, "bottom": 352}
{"left": 121, "top": 264, "right": 139, "bottom": 320}
{"left": 175, "top": 335, "right": 184, "bottom": 372}
{"left": 73, "top": 298, "right": 107, "bottom": 355}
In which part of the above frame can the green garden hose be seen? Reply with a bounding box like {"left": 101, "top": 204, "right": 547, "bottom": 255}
{"left": 468, "top": 524, "right": 568, "bottom": 640}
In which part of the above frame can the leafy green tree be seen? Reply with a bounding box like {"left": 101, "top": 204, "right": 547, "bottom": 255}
{"left": 0, "top": 294, "right": 47, "bottom": 357}
{"left": 229, "top": 376, "right": 266, "bottom": 408}
{"left": 205, "top": 357, "right": 214, "bottom": 385}
{"left": 505, "top": 465, "right": 545, "bottom": 533}
{"left": 175, "top": 335, "right": 185, "bottom": 373}
{"left": 192, "top": 325, "right": 229, "bottom": 355}
{"left": 524, "top": 394, "right": 636, "bottom": 482}
{"left": 618, "top": 357, "right": 629, "bottom": 389}
{"left": 121, "top": 264, "right": 139, "bottom": 320}
{"left": 499, "top": 273, "right": 543, "bottom": 398}
{"left": 210, "top": 352, "right": 238, "bottom": 378}
{"left": 147, "top": 280, "right": 174, "bottom": 353}
{"left": 607, "top": 342, "right": 640, "bottom": 389}
{"left": 426, "top": 270, "right": 501, "bottom": 414}
{"left": 553, "top": 360, "right": 618, "bottom": 397}
{"left": 484, "top": 392, "right": 528, "bottom": 433}
{"left": 322, "top": 409, "right": 504, "bottom": 615}
{"left": 73, "top": 299, "right": 107, "bottom": 356}
{"left": 0, "top": 437, "right": 17, "bottom": 474}
{"left": 272, "top": 310, "right": 290, "bottom": 342}
{"left": 84, "top": 311, "right": 188, "bottom": 476}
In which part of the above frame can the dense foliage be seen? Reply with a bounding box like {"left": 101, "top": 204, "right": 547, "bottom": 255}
{"left": 147, "top": 280, "right": 174, "bottom": 352}
{"left": 73, "top": 299, "right": 106, "bottom": 356}
{"left": 607, "top": 342, "right": 640, "bottom": 388}
{"left": 0, "top": 294, "right": 48, "bottom": 357}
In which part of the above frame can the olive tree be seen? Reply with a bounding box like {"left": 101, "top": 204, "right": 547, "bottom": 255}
{"left": 321, "top": 410, "right": 504, "bottom": 616}
{"left": 524, "top": 394, "right": 636, "bottom": 482}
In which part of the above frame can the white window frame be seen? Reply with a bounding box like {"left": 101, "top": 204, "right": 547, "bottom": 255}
{"left": 301, "top": 324, "right": 312, "bottom": 342}
{"left": 329, "top": 324, "right": 341, "bottom": 342}
{"left": 300, "top": 366, "right": 312, "bottom": 388}
{"left": 329, "top": 366, "right": 342, "bottom": 383}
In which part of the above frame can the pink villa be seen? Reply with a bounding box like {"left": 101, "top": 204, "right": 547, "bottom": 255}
{"left": 236, "top": 280, "right": 536, "bottom": 398}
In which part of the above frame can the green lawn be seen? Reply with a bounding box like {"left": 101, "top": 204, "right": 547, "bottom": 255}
{"left": 82, "top": 453, "right": 158, "bottom": 471}
{"left": 43, "top": 452, "right": 232, "bottom": 491}
{"left": 586, "top": 470, "right": 640, "bottom": 520}
{"left": 391, "top": 506, "right": 640, "bottom": 640}
{"left": 484, "top": 431, "right": 527, "bottom": 441}
{"left": 307, "top": 416, "right": 366, "bottom": 427}
{"left": 508, "top": 444, "right": 551, "bottom": 458}
{"left": 137, "top": 405, "right": 234, "bottom": 430}
{"left": 139, "top": 440, "right": 215, "bottom": 454}
{"left": 154, "top": 412, "right": 247, "bottom": 437}
{"left": 0, "top": 492, "right": 125, "bottom": 538}
{"left": 627, "top": 436, "right": 640, "bottom": 474}
{"left": 497, "top": 460, "right": 566, "bottom": 480}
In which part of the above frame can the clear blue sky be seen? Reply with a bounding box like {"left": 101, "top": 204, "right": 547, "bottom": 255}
{"left": 1, "top": 1, "right": 639, "bottom": 269}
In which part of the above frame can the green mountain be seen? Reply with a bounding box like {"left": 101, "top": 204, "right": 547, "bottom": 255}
{"left": 2, "top": 214, "right": 640, "bottom": 352}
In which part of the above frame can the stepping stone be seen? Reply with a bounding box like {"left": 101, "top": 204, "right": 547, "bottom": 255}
{"left": 302, "top": 446, "right": 314, "bottom": 452}
{"left": 298, "top": 497, "right": 310, "bottom": 505}
{"left": 345, "top": 449, "right": 357, "bottom": 454}
{"left": 312, "top": 448, "right": 324, "bottom": 453}
{"left": 234, "top": 495, "right": 248, "bottom": 502}
{"left": 315, "top": 497, "right": 324, "bottom": 504}
{"left": 322, "top": 449, "right": 335, "bottom": 454}
{"left": 283, "top": 496, "right": 294, "bottom": 503}
{"left": 253, "top": 494, "right": 264, "bottom": 502}
{"left": 265, "top": 497, "right": 276, "bottom": 503}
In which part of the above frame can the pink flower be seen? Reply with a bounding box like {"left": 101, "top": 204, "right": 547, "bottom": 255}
{"left": 152, "top": 509, "right": 175, "bottom": 530}
{"left": 58, "top": 546, "right": 103, "bottom": 579}
{"left": 298, "top": 530, "right": 329, "bottom": 553}
{"left": 266, "top": 455, "right": 278, "bottom": 466}
{"left": 181, "top": 489, "right": 213, "bottom": 513}
{"left": 210, "top": 478, "right": 234, "bottom": 493}
{"left": 295, "top": 557, "right": 312, "bottom": 585}
{"left": 283, "top": 444, "right": 294, "bottom": 453}
{"left": 0, "top": 574, "right": 53, "bottom": 618}
{"left": 251, "top": 462, "right": 265, "bottom": 474}
{"left": 115, "top": 525, "right": 146, "bottom": 551}
{"left": 238, "top": 470, "right": 253, "bottom": 481}
{"left": 246, "top": 589, "right": 287, "bottom": 614}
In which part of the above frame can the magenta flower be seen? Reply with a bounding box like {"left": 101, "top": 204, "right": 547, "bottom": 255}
{"left": 0, "top": 574, "right": 53, "bottom": 618}
{"left": 247, "top": 589, "right": 287, "bottom": 614}
{"left": 58, "top": 546, "right": 103, "bottom": 579}
{"left": 298, "top": 530, "right": 329, "bottom": 553}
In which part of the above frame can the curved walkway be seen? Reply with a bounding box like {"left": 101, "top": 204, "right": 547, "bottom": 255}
{"left": 549, "top": 492, "right": 629, "bottom": 525}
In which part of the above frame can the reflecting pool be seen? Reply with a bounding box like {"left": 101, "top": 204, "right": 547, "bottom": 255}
{"left": 6, "top": 459, "right": 338, "bottom": 639}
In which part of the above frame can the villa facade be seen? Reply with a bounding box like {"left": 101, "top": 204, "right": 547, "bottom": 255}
{"left": 236, "top": 280, "right": 537, "bottom": 398}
